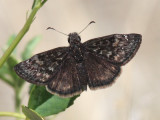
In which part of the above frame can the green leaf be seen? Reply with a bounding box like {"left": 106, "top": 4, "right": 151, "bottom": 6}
{"left": 0, "top": 62, "right": 14, "bottom": 87}
{"left": 22, "top": 105, "right": 44, "bottom": 120}
{"left": 0, "top": 62, "right": 10, "bottom": 74}
{"left": 0, "top": 34, "right": 17, "bottom": 77}
{"left": 1, "top": 34, "right": 16, "bottom": 57}
{"left": 4, "top": 34, "right": 17, "bottom": 54}
{"left": 7, "top": 34, "right": 17, "bottom": 46}
{"left": 28, "top": 85, "right": 79, "bottom": 117}
{"left": 6, "top": 55, "right": 18, "bottom": 69}
{"left": 21, "top": 36, "right": 41, "bottom": 60}
{"left": 0, "top": 55, "right": 20, "bottom": 87}
{"left": 0, "top": 34, "right": 18, "bottom": 86}
{"left": 6, "top": 55, "right": 25, "bottom": 86}
{"left": 28, "top": 85, "right": 52, "bottom": 110}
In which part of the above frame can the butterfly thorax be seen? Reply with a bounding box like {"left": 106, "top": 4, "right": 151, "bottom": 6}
{"left": 68, "top": 32, "right": 84, "bottom": 63}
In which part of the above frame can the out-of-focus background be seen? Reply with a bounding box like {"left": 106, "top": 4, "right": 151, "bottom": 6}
{"left": 0, "top": 0, "right": 160, "bottom": 120}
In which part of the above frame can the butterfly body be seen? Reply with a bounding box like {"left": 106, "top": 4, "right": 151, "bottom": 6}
{"left": 14, "top": 33, "right": 142, "bottom": 97}
{"left": 68, "top": 32, "right": 84, "bottom": 63}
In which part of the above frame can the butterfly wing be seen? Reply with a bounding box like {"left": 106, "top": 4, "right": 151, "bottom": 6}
{"left": 83, "top": 34, "right": 142, "bottom": 65}
{"left": 14, "top": 47, "right": 68, "bottom": 85}
{"left": 84, "top": 52, "right": 121, "bottom": 89}
{"left": 46, "top": 54, "right": 87, "bottom": 97}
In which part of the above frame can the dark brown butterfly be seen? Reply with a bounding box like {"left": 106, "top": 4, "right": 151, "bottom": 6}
{"left": 14, "top": 22, "right": 142, "bottom": 97}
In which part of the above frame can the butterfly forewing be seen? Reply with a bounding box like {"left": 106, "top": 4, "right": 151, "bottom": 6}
{"left": 83, "top": 34, "right": 142, "bottom": 65}
{"left": 14, "top": 47, "right": 68, "bottom": 85}
{"left": 84, "top": 52, "right": 121, "bottom": 89}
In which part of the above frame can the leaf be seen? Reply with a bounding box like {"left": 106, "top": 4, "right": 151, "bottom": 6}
{"left": 7, "top": 34, "right": 17, "bottom": 46}
{"left": 28, "top": 85, "right": 79, "bottom": 117}
{"left": 6, "top": 55, "right": 25, "bottom": 86}
{"left": 3, "top": 34, "right": 17, "bottom": 54}
{"left": 22, "top": 105, "right": 44, "bottom": 120}
{"left": 0, "top": 55, "right": 19, "bottom": 87}
{"left": 0, "top": 34, "right": 17, "bottom": 76}
{"left": 28, "top": 85, "right": 52, "bottom": 110}
{"left": 0, "top": 34, "right": 18, "bottom": 87}
{"left": 0, "top": 62, "right": 10, "bottom": 75}
{"left": 0, "top": 62, "right": 14, "bottom": 87}
{"left": 21, "top": 36, "right": 41, "bottom": 60}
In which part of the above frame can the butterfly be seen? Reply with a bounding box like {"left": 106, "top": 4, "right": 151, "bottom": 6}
{"left": 14, "top": 22, "right": 142, "bottom": 97}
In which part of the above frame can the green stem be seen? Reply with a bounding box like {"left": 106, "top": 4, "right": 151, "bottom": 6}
{"left": 0, "top": 112, "right": 25, "bottom": 119}
{"left": 15, "top": 89, "right": 21, "bottom": 112}
{"left": 0, "top": 1, "right": 47, "bottom": 68}
{"left": 41, "top": 0, "right": 48, "bottom": 6}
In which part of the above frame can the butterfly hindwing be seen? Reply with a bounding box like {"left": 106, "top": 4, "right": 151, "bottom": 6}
{"left": 14, "top": 47, "right": 68, "bottom": 85}
{"left": 84, "top": 52, "right": 121, "bottom": 89}
{"left": 83, "top": 34, "right": 142, "bottom": 65}
{"left": 46, "top": 55, "right": 87, "bottom": 97}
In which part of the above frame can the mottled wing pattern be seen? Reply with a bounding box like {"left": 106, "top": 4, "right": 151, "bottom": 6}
{"left": 83, "top": 34, "right": 142, "bottom": 65}
{"left": 84, "top": 52, "right": 121, "bottom": 89}
{"left": 14, "top": 47, "right": 68, "bottom": 85}
{"left": 46, "top": 55, "right": 85, "bottom": 97}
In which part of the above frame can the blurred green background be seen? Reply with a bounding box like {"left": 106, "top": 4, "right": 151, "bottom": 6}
{"left": 0, "top": 0, "right": 159, "bottom": 120}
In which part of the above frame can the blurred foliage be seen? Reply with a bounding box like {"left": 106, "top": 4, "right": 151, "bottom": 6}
{"left": 0, "top": 35, "right": 42, "bottom": 112}
{"left": 0, "top": 1, "right": 79, "bottom": 119}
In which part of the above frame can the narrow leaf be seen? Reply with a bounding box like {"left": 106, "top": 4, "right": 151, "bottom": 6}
{"left": 7, "top": 34, "right": 16, "bottom": 45}
{"left": 5, "top": 34, "right": 17, "bottom": 54}
{"left": 0, "top": 63, "right": 14, "bottom": 87}
{"left": 6, "top": 55, "right": 25, "bottom": 86}
{"left": 22, "top": 105, "right": 44, "bottom": 120}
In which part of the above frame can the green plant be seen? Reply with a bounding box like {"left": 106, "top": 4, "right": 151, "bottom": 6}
{"left": 0, "top": 1, "right": 79, "bottom": 120}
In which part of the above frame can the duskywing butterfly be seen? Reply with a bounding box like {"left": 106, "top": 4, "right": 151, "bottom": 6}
{"left": 14, "top": 21, "right": 142, "bottom": 97}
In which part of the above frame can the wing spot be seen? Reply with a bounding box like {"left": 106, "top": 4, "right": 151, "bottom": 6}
{"left": 106, "top": 51, "right": 112, "bottom": 57}
{"left": 36, "top": 73, "right": 41, "bottom": 77}
{"left": 113, "top": 39, "right": 119, "bottom": 47}
{"left": 40, "top": 78, "right": 46, "bottom": 82}
{"left": 44, "top": 74, "right": 50, "bottom": 79}
{"left": 26, "top": 60, "right": 29, "bottom": 63}
{"left": 36, "top": 60, "right": 44, "bottom": 65}
{"left": 92, "top": 43, "right": 97, "bottom": 46}
{"left": 48, "top": 67, "right": 54, "bottom": 71}
{"left": 123, "top": 35, "right": 128, "bottom": 41}
{"left": 57, "top": 52, "right": 62, "bottom": 56}
{"left": 57, "top": 57, "right": 63, "bottom": 60}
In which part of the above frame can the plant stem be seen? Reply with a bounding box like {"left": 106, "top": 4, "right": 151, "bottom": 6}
{"left": 0, "top": 112, "right": 25, "bottom": 119}
{"left": 0, "top": 1, "right": 47, "bottom": 68}
{"left": 15, "top": 88, "right": 21, "bottom": 112}
{"left": 41, "top": 0, "right": 48, "bottom": 6}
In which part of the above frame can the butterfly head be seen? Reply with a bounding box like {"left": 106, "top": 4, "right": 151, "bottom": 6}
{"left": 68, "top": 32, "right": 81, "bottom": 45}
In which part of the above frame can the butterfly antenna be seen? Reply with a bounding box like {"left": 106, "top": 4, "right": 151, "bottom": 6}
{"left": 79, "top": 21, "right": 95, "bottom": 34}
{"left": 46, "top": 27, "right": 68, "bottom": 36}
